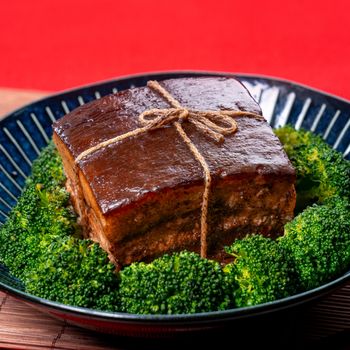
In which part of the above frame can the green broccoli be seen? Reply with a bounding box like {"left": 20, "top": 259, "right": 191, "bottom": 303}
{"left": 275, "top": 126, "right": 350, "bottom": 212}
{"left": 27, "top": 141, "right": 67, "bottom": 190}
{"left": 279, "top": 197, "right": 350, "bottom": 291}
{"left": 119, "top": 251, "right": 233, "bottom": 314}
{"left": 224, "top": 235, "right": 299, "bottom": 307}
{"left": 24, "top": 236, "right": 119, "bottom": 311}
{"left": 0, "top": 143, "right": 120, "bottom": 311}
{"left": 0, "top": 144, "right": 76, "bottom": 279}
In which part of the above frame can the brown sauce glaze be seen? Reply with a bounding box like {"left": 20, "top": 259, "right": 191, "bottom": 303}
{"left": 53, "top": 77, "right": 294, "bottom": 216}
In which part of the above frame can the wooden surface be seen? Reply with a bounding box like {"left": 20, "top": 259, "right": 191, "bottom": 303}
{"left": 0, "top": 88, "right": 47, "bottom": 116}
{"left": 1, "top": 88, "right": 350, "bottom": 349}
{"left": 0, "top": 291, "right": 126, "bottom": 350}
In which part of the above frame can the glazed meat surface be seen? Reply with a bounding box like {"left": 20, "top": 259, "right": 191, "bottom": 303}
{"left": 53, "top": 77, "right": 296, "bottom": 266}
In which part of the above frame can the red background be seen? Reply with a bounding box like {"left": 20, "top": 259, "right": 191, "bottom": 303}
{"left": 1, "top": 0, "right": 349, "bottom": 98}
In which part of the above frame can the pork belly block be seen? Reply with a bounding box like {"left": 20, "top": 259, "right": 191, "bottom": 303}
{"left": 53, "top": 77, "right": 296, "bottom": 266}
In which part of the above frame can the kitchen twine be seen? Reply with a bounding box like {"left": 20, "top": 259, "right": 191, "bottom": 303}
{"left": 75, "top": 80, "right": 265, "bottom": 258}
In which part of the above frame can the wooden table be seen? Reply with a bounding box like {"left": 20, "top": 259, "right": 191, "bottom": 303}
{"left": 1, "top": 88, "right": 350, "bottom": 349}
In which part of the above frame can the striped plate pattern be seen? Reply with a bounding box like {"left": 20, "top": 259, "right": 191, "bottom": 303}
{"left": 0, "top": 72, "right": 349, "bottom": 340}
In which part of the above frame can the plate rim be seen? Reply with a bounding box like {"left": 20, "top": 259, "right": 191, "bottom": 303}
{"left": 2, "top": 70, "right": 350, "bottom": 122}
{"left": 2, "top": 268, "right": 350, "bottom": 323}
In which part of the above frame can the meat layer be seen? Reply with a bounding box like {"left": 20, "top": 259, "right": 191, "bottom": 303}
{"left": 53, "top": 76, "right": 296, "bottom": 267}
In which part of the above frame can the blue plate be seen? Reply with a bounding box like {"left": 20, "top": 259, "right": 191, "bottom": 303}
{"left": 0, "top": 71, "right": 349, "bottom": 337}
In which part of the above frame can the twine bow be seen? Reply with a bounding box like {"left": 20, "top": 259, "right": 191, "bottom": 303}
{"left": 75, "top": 80, "right": 264, "bottom": 258}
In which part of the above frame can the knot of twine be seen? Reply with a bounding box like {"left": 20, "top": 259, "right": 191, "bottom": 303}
{"left": 76, "top": 80, "right": 264, "bottom": 258}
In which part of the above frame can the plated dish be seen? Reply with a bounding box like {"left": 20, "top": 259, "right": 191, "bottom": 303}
{"left": 0, "top": 72, "right": 349, "bottom": 336}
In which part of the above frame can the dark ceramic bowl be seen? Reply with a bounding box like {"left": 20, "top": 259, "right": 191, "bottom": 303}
{"left": 0, "top": 71, "right": 349, "bottom": 338}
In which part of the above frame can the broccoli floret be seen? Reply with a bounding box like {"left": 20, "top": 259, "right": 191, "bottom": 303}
{"left": 0, "top": 144, "right": 76, "bottom": 279}
{"left": 0, "top": 143, "right": 120, "bottom": 311}
{"left": 0, "top": 174, "right": 77, "bottom": 278}
{"left": 279, "top": 198, "right": 350, "bottom": 291}
{"left": 119, "top": 251, "right": 232, "bottom": 314}
{"left": 24, "top": 236, "right": 119, "bottom": 311}
{"left": 275, "top": 126, "right": 350, "bottom": 212}
{"left": 224, "top": 235, "right": 299, "bottom": 307}
{"left": 274, "top": 125, "right": 311, "bottom": 158}
{"left": 27, "top": 141, "right": 66, "bottom": 190}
